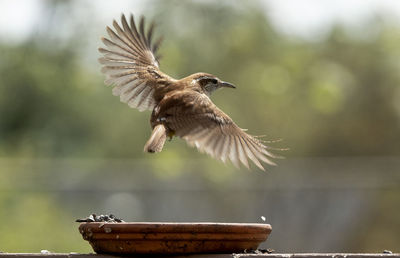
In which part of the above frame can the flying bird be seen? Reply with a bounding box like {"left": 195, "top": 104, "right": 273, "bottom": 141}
{"left": 99, "top": 14, "right": 280, "bottom": 170}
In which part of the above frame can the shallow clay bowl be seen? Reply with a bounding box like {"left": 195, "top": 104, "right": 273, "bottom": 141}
{"left": 79, "top": 222, "right": 272, "bottom": 255}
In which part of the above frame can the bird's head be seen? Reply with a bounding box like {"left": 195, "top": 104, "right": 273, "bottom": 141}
{"left": 191, "top": 73, "right": 236, "bottom": 96}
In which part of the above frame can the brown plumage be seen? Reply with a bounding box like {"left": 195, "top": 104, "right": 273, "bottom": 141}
{"left": 99, "top": 14, "right": 280, "bottom": 170}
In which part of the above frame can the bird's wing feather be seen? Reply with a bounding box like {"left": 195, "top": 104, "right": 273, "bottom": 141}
{"left": 162, "top": 91, "right": 277, "bottom": 170}
{"left": 99, "top": 14, "right": 174, "bottom": 111}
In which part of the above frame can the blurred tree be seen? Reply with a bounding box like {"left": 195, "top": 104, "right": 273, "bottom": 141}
{"left": 1, "top": 0, "right": 400, "bottom": 159}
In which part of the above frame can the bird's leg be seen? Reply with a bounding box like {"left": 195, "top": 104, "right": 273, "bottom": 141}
{"left": 167, "top": 130, "right": 175, "bottom": 141}
{"left": 156, "top": 117, "right": 175, "bottom": 141}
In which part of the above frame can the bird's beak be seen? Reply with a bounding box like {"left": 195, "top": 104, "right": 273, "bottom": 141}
{"left": 220, "top": 81, "right": 236, "bottom": 89}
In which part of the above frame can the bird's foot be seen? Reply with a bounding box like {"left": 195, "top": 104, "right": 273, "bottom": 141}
{"left": 167, "top": 130, "right": 175, "bottom": 141}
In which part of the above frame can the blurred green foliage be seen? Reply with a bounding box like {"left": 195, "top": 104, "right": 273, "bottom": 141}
{"left": 0, "top": 0, "right": 400, "bottom": 253}
{"left": 1, "top": 1, "right": 400, "bottom": 159}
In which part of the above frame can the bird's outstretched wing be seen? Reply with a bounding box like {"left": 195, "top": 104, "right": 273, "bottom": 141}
{"left": 99, "top": 14, "right": 174, "bottom": 111}
{"left": 160, "top": 91, "right": 278, "bottom": 170}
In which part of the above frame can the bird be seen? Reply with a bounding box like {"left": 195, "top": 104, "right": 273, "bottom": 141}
{"left": 98, "top": 14, "right": 280, "bottom": 170}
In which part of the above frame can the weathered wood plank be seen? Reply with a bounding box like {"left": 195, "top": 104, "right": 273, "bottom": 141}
{"left": 0, "top": 253, "right": 399, "bottom": 258}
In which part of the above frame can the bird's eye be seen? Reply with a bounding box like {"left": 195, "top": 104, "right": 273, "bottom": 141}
{"left": 210, "top": 78, "right": 218, "bottom": 84}
{"left": 198, "top": 76, "right": 218, "bottom": 86}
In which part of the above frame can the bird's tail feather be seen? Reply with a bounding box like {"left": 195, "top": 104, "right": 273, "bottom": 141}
{"left": 144, "top": 124, "right": 167, "bottom": 153}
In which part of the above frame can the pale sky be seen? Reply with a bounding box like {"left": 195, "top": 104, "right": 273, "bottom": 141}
{"left": 1, "top": 0, "right": 400, "bottom": 42}
{"left": 263, "top": 0, "right": 400, "bottom": 38}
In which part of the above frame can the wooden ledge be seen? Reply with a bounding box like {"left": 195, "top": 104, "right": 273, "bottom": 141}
{"left": 0, "top": 253, "right": 399, "bottom": 258}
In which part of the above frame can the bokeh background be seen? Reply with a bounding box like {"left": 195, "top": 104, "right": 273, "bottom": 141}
{"left": 1, "top": 0, "right": 400, "bottom": 253}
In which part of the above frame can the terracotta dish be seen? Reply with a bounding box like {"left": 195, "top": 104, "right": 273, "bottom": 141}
{"left": 78, "top": 222, "right": 272, "bottom": 254}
